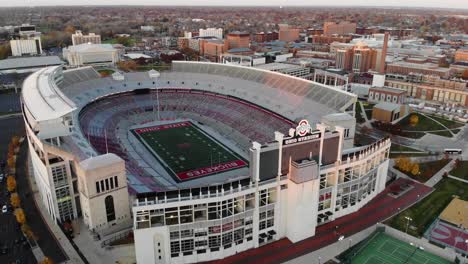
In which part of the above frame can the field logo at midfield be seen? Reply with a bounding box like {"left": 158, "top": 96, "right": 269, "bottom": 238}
{"left": 295, "top": 119, "right": 311, "bottom": 137}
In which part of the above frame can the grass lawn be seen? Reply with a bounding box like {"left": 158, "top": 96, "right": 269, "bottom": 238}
{"left": 399, "top": 113, "right": 445, "bottom": 132}
{"left": 136, "top": 64, "right": 171, "bottom": 72}
{"left": 97, "top": 69, "right": 115, "bottom": 77}
{"left": 132, "top": 121, "right": 247, "bottom": 181}
{"left": 343, "top": 232, "right": 451, "bottom": 264}
{"left": 361, "top": 102, "right": 375, "bottom": 110}
{"left": 390, "top": 144, "right": 422, "bottom": 153}
{"left": 449, "top": 160, "right": 468, "bottom": 180}
{"left": 365, "top": 110, "right": 372, "bottom": 120}
{"left": 427, "top": 130, "right": 453, "bottom": 138}
{"left": 387, "top": 177, "right": 468, "bottom": 237}
{"left": 401, "top": 131, "right": 426, "bottom": 139}
{"left": 389, "top": 152, "right": 433, "bottom": 158}
{"left": 395, "top": 159, "right": 450, "bottom": 183}
{"left": 427, "top": 115, "right": 465, "bottom": 129}
{"left": 102, "top": 37, "right": 137, "bottom": 46}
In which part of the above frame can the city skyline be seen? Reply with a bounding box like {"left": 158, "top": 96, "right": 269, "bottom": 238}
{"left": 1, "top": 0, "right": 468, "bottom": 9}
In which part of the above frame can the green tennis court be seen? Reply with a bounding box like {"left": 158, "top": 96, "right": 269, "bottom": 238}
{"left": 349, "top": 232, "right": 452, "bottom": 264}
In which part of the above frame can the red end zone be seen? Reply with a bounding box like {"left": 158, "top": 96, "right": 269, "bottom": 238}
{"left": 134, "top": 121, "right": 191, "bottom": 134}
{"left": 177, "top": 160, "right": 248, "bottom": 180}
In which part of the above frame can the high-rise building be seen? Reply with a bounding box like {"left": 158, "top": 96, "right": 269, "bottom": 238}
{"left": 336, "top": 48, "right": 354, "bottom": 71}
{"left": 323, "top": 22, "right": 357, "bottom": 36}
{"left": 199, "top": 28, "right": 223, "bottom": 39}
{"left": 278, "top": 24, "right": 300, "bottom": 42}
{"left": 72, "top": 30, "right": 101, "bottom": 46}
{"left": 352, "top": 43, "right": 378, "bottom": 73}
{"left": 10, "top": 24, "right": 42, "bottom": 56}
{"left": 335, "top": 42, "right": 378, "bottom": 73}
{"left": 226, "top": 31, "right": 250, "bottom": 49}
{"left": 454, "top": 49, "right": 468, "bottom": 63}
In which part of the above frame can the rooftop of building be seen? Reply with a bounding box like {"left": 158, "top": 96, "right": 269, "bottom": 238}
{"left": 0, "top": 56, "right": 64, "bottom": 71}
{"left": 255, "top": 62, "right": 305, "bottom": 71}
{"left": 370, "top": 86, "right": 406, "bottom": 94}
{"left": 65, "top": 43, "right": 115, "bottom": 52}
{"left": 374, "top": 102, "right": 401, "bottom": 112}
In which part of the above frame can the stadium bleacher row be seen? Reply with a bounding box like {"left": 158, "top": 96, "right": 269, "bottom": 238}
{"left": 77, "top": 90, "right": 293, "bottom": 191}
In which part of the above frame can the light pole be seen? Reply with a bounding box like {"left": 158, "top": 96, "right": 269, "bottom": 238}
{"left": 404, "top": 216, "right": 413, "bottom": 234}
{"left": 349, "top": 238, "right": 353, "bottom": 249}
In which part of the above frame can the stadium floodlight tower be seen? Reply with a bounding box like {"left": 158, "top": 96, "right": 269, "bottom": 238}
{"left": 148, "top": 69, "right": 161, "bottom": 121}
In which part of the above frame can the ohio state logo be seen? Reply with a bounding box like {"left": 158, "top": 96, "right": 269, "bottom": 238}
{"left": 295, "top": 119, "right": 311, "bottom": 137}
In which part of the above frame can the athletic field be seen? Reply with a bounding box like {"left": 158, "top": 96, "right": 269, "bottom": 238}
{"left": 131, "top": 121, "right": 247, "bottom": 181}
{"left": 349, "top": 232, "right": 452, "bottom": 264}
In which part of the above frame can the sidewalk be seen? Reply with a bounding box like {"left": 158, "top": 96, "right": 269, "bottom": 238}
{"left": 73, "top": 219, "right": 136, "bottom": 264}
{"left": 26, "top": 154, "right": 85, "bottom": 264}
{"left": 425, "top": 159, "right": 455, "bottom": 187}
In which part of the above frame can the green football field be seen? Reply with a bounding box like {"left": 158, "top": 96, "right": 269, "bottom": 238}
{"left": 348, "top": 232, "right": 452, "bottom": 264}
{"left": 132, "top": 121, "right": 247, "bottom": 181}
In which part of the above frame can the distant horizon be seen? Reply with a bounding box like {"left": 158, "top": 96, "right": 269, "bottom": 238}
{"left": 0, "top": 1, "right": 467, "bottom": 10}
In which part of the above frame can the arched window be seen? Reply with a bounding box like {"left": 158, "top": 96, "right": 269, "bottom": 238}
{"left": 105, "top": 195, "right": 116, "bottom": 222}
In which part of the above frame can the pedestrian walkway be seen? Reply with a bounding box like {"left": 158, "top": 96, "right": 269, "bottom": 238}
{"left": 73, "top": 220, "right": 136, "bottom": 264}
{"left": 26, "top": 154, "right": 85, "bottom": 264}
{"left": 425, "top": 159, "right": 455, "bottom": 187}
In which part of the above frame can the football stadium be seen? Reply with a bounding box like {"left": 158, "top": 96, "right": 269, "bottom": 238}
{"left": 21, "top": 61, "right": 391, "bottom": 263}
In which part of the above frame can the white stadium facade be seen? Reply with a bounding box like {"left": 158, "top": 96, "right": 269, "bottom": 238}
{"left": 21, "top": 61, "right": 391, "bottom": 263}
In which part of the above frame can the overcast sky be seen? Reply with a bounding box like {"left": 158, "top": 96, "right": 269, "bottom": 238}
{"left": 0, "top": 0, "right": 466, "bottom": 9}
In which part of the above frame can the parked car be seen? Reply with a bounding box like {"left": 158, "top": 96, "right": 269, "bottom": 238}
{"left": 2, "top": 205, "right": 7, "bottom": 213}
{"left": 0, "top": 173, "right": 4, "bottom": 182}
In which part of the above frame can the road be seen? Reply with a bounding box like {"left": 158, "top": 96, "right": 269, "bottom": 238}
{"left": 0, "top": 116, "right": 36, "bottom": 264}
{"left": 0, "top": 115, "right": 68, "bottom": 263}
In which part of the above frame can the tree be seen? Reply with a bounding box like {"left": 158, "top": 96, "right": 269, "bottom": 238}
{"left": 40, "top": 257, "right": 54, "bottom": 264}
{"left": 116, "top": 36, "right": 133, "bottom": 47}
{"left": 0, "top": 43, "right": 11, "bottom": 60}
{"left": 7, "top": 176, "right": 16, "bottom": 192}
{"left": 11, "top": 136, "right": 20, "bottom": 147}
{"left": 117, "top": 60, "right": 138, "bottom": 72}
{"left": 14, "top": 208, "right": 26, "bottom": 225}
{"left": 21, "top": 223, "right": 37, "bottom": 240}
{"left": 411, "top": 163, "right": 420, "bottom": 176}
{"left": 462, "top": 70, "right": 468, "bottom": 81}
{"left": 10, "top": 193, "right": 20, "bottom": 208}
{"left": 397, "top": 157, "right": 413, "bottom": 173}
{"left": 409, "top": 114, "right": 419, "bottom": 127}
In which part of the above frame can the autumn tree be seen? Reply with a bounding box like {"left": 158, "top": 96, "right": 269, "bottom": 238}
{"left": 409, "top": 114, "right": 419, "bottom": 127}
{"left": 0, "top": 43, "right": 11, "bottom": 60}
{"left": 117, "top": 60, "right": 138, "bottom": 72}
{"left": 411, "top": 163, "right": 420, "bottom": 176}
{"left": 396, "top": 156, "right": 413, "bottom": 173}
{"left": 11, "top": 136, "right": 20, "bottom": 147}
{"left": 461, "top": 69, "right": 468, "bottom": 80}
{"left": 21, "top": 223, "right": 37, "bottom": 240}
{"left": 10, "top": 192, "right": 21, "bottom": 208}
{"left": 15, "top": 208, "right": 26, "bottom": 225}
{"left": 40, "top": 256, "right": 54, "bottom": 264}
{"left": 7, "top": 175, "right": 16, "bottom": 192}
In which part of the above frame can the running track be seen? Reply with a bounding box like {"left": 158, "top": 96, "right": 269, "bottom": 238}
{"left": 207, "top": 178, "right": 432, "bottom": 264}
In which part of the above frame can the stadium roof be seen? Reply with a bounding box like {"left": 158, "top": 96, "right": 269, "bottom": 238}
{"left": 22, "top": 66, "right": 76, "bottom": 122}
{"left": 0, "top": 56, "right": 63, "bottom": 71}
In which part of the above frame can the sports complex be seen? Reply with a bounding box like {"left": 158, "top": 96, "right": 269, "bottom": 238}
{"left": 343, "top": 232, "right": 451, "bottom": 264}
{"left": 22, "top": 61, "right": 392, "bottom": 263}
